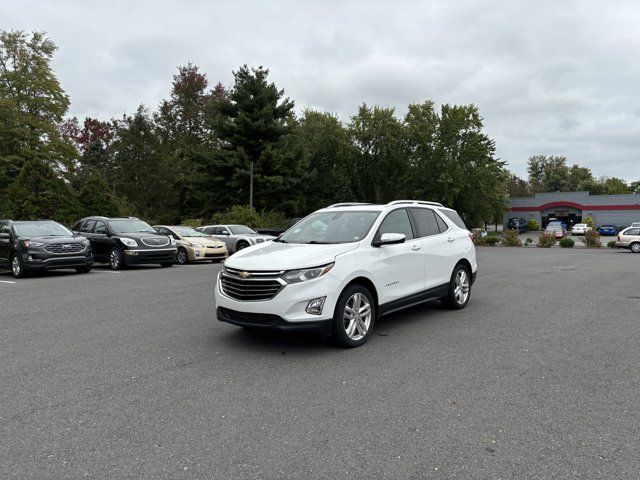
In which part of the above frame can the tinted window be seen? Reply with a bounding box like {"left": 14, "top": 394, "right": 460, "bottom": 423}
{"left": 378, "top": 209, "right": 414, "bottom": 240}
{"left": 0, "top": 222, "right": 10, "bottom": 235}
{"left": 624, "top": 228, "right": 640, "bottom": 236}
{"left": 94, "top": 221, "right": 108, "bottom": 234}
{"left": 109, "top": 219, "right": 155, "bottom": 234}
{"left": 228, "top": 225, "right": 256, "bottom": 235}
{"left": 410, "top": 208, "right": 440, "bottom": 237}
{"left": 434, "top": 212, "right": 448, "bottom": 232}
{"left": 81, "top": 220, "right": 96, "bottom": 233}
{"left": 439, "top": 209, "right": 466, "bottom": 229}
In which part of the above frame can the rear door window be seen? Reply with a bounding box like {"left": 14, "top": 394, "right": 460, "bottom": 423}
{"left": 410, "top": 208, "right": 440, "bottom": 237}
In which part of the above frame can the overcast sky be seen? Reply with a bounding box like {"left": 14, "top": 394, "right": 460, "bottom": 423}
{"left": 4, "top": 0, "right": 640, "bottom": 180}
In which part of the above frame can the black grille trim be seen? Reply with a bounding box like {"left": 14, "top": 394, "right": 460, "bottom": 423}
{"left": 220, "top": 269, "right": 284, "bottom": 301}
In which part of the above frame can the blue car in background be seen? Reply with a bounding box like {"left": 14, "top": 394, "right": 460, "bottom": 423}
{"left": 597, "top": 225, "right": 618, "bottom": 236}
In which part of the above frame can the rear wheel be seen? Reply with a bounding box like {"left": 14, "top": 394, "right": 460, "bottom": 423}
{"left": 631, "top": 242, "right": 640, "bottom": 253}
{"left": 11, "top": 254, "right": 26, "bottom": 279}
{"left": 235, "top": 241, "right": 249, "bottom": 252}
{"left": 442, "top": 264, "right": 472, "bottom": 309}
{"left": 332, "top": 285, "right": 375, "bottom": 348}
{"left": 176, "top": 247, "right": 189, "bottom": 265}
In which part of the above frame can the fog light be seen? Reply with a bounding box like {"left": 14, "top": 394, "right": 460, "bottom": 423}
{"left": 124, "top": 250, "right": 138, "bottom": 256}
{"left": 305, "top": 296, "right": 326, "bottom": 315}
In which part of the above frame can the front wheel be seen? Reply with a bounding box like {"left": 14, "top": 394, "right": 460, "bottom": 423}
{"left": 631, "top": 242, "right": 640, "bottom": 253}
{"left": 442, "top": 264, "right": 472, "bottom": 309}
{"left": 332, "top": 285, "right": 375, "bottom": 348}
{"left": 235, "top": 241, "right": 249, "bottom": 252}
{"left": 11, "top": 254, "right": 26, "bottom": 279}
{"left": 176, "top": 247, "right": 189, "bottom": 265}
{"left": 109, "top": 248, "right": 124, "bottom": 270}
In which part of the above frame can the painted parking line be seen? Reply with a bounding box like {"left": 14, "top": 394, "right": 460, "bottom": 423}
{"left": 91, "top": 270, "right": 120, "bottom": 274}
{"left": 0, "top": 280, "right": 16, "bottom": 284}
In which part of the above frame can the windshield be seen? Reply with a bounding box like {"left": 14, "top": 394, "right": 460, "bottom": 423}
{"left": 110, "top": 219, "right": 156, "bottom": 234}
{"left": 278, "top": 211, "right": 380, "bottom": 244}
{"left": 228, "top": 225, "right": 257, "bottom": 235}
{"left": 172, "top": 226, "right": 210, "bottom": 237}
{"left": 13, "top": 221, "right": 73, "bottom": 237}
{"left": 547, "top": 225, "right": 563, "bottom": 231}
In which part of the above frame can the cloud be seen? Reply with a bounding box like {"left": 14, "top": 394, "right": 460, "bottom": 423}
{"left": 4, "top": 0, "right": 640, "bottom": 181}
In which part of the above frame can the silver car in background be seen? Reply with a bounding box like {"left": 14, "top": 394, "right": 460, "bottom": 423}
{"left": 196, "top": 224, "right": 275, "bottom": 253}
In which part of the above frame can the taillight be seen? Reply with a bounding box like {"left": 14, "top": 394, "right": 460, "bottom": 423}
{"left": 618, "top": 235, "right": 621, "bottom": 241}
{"left": 469, "top": 233, "right": 474, "bottom": 242}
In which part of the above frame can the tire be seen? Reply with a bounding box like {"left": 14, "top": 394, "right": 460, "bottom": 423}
{"left": 109, "top": 248, "right": 124, "bottom": 270}
{"left": 332, "top": 284, "right": 376, "bottom": 348}
{"left": 11, "top": 254, "right": 26, "bottom": 279}
{"left": 176, "top": 248, "right": 189, "bottom": 265}
{"left": 75, "top": 266, "right": 92, "bottom": 274}
{"left": 442, "top": 263, "right": 472, "bottom": 310}
{"left": 160, "top": 262, "right": 174, "bottom": 268}
{"left": 235, "top": 241, "right": 249, "bottom": 252}
{"left": 631, "top": 242, "right": 640, "bottom": 253}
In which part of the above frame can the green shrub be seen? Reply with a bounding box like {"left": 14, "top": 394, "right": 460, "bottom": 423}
{"left": 473, "top": 236, "right": 487, "bottom": 246}
{"left": 501, "top": 229, "right": 522, "bottom": 247}
{"left": 537, "top": 232, "right": 556, "bottom": 248}
{"left": 559, "top": 237, "right": 575, "bottom": 248}
{"left": 528, "top": 218, "right": 539, "bottom": 231}
{"left": 584, "top": 216, "right": 595, "bottom": 228}
{"left": 582, "top": 229, "right": 602, "bottom": 248}
{"left": 525, "top": 238, "right": 533, "bottom": 245}
{"left": 607, "top": 240, "right": 617, "bottom": 248}
{"left": 180, "top": 218, "right": 205, "bottom": 227}
{"left": 210, "top": 205, "right": 289, "bottom": 229}
{"left": 485, "top": 236, "right": 501, "bottom": 246}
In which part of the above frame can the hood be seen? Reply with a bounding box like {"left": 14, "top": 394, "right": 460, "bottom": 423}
{"left": 23, "top": 235, "right": 87, "bottom": 244}
{"left": 242, "top": 233, "right": 276, "bottom": 239}
{"left": 115, "top": 232, "right": 166, "bottom": 240}
{"left": 181, "top": 235, "right": 225, "bottom": 247}
{"left": 226, "top": 241, "right": 359, "bottom": 271}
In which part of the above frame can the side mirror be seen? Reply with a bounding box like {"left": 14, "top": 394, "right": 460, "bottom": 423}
{"left": 373, "top": 232, "right": 406, "bottom": 247}
{"left": 221, "top": 231, "right": 230, "bottom": 235}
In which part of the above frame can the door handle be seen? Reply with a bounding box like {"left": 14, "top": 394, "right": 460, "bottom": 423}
{"left": 447, "top": 237, "right": 455, "bottom": 242}
{"left": 412, "top": 244, "right": 422, "bottom": 251}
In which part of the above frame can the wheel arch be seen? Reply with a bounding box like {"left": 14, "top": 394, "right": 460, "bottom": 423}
{"left": 454, "top": 258, "right": 474, "bottom": 283}
{"left": 343, "top": 276, "right": 379, "bottom": 311}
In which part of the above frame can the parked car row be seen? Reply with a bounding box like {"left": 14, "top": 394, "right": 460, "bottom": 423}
{"left": 0, "top": 216, "right": 262, "bottom": 278}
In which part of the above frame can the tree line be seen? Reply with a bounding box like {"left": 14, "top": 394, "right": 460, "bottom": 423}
{"left": 507, "top": 155, "right": 639, "bottom": 198}
{"left": 8, "top": 30, "right": 635, "bottom": 232}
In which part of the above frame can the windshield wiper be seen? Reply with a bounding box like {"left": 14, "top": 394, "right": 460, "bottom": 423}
{"left": 273, "top": 237, "right": 288, "bottom": 243}
{"left": 306, "top": 240, "right": 333, "bottom": 244}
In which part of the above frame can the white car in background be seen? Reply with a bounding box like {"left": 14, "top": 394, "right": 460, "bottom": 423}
{"left": 571, "top": 223, "right": 591, "bottom": 236}
{"left": 196, "top": 224, "right": 275, "bottom": 253}
{"left": 215, "top": 200, "right": 478, "bottom": 348}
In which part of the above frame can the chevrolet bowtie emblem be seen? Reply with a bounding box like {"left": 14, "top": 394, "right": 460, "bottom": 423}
{"left": 239, "top": 271, "right": 251, "bottom": 279}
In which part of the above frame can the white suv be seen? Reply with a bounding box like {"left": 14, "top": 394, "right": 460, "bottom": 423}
{"left": 215, "top": 201, "right": 478, "bottom": 347}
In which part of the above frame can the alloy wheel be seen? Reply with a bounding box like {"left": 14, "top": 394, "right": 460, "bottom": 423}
{"left": 110, "top": 249, "right": 120, "bottom": 269}
{"left": 631, "top": 243, "right": 640, "bottom": 253}
{"left": 454, "top": 269, "right": 470, "bottom": 305}
{"left": 343, "top": 292, "right": 372, "bottom": 341}
{"left": 177, "top": 249, "right": 188, "bottom": 264}
{"left": 12, "top": 256, "right": 21, "bottom": 277}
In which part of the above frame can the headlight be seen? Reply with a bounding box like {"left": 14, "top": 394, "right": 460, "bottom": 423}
{"left": 119, "top": 238, "right": 138, "bottom": 247}
{"left": 189, "top": 242, "right": 204, "bottom": 248}
{"left": 23, "top": 240, "right": 45, "bottom": 248}
{"left": 281, "top": 263, "right": 334, "bottom": 284}
{"left": 82, "top": 239, "right": 90, "bottom": 245}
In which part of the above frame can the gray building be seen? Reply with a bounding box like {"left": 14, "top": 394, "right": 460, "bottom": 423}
{"left": 505, "top": 191, "right": 640, "bottom": 228}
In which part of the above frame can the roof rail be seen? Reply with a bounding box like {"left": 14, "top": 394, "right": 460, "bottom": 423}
{"left": 386, "top": 200, "right": 444, "bottom": 207}
{"left": 326, "top": 202, "right": 372, "bottom": 208}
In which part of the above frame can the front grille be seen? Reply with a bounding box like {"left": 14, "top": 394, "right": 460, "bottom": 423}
{"left": 207, "top": 245, "right": 223, "bottom": 249}
{"left": 205, "top": 253, "right": 226, "bottom": 258}
{"left": 140, "top": 237, "right": 170, "bottom": 247}
{"left": 220, "top": 268, "right": 284, "bottom": 301}
{"left": 44, "top": 243, "right": 84, "bottom": 254}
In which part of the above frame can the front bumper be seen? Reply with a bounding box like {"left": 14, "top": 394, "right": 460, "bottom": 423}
{"left": 217, "top": 307, "right": 332, "bottom": 335}
{"left": 22, "top": 251, "right": 93, "bottom": 271}
{"left": 188, "top": 245, "right": 228, "bottom": 261}
{"left": 215, "top": 271, "right": 340, "bottom": 328}
{"left": 123, "top": 247, "right": 177, "bottom": 264}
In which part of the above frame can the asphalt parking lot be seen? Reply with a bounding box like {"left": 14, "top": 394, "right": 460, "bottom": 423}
{"left": 1, "top": 248, "right": 639, "bottom": 479}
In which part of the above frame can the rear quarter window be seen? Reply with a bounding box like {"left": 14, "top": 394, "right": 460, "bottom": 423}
{"left": 438, "top": 209, "right": 467, "bottom": 230}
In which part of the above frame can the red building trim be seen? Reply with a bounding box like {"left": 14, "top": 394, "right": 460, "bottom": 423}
{"left": 510, "top": 201, "right": 640, "bottom": 212}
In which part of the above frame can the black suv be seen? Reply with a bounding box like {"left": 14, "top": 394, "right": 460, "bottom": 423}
{"left": 505, "top": 218, "right": 528, "bottom": 233}
{"left": 71, "top": 216, "right": 177, "bottom": 270}
{"left": 0, "top": 219, "right": 93, "bottom": 278}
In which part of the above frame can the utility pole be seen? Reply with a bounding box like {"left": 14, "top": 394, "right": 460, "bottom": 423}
{"left": 249, "top": 161, "right": 254, "bottom": 210}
